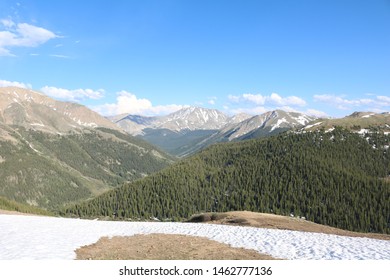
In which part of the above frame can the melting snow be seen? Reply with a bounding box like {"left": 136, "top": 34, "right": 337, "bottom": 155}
{"left": 270, "top": 118, "right": 287, "bottom": 132}
{"left": 304, "top": 122, "right": 322, "bottom": 129}
{"left": 295, "top": 115, "right": 310, "bottom": 125}
{"left": 357, "top": 129, "right": 370, "bottom": 135}
{"left": 361, "top": 114, "right": 374, "bottom": 118}
{"left": 0, "top": 214, "right": 389, "bottom": 260}
{"left": 326, "top": 127, "right": 335, "bottom": 133}
{"left": 31, "top": 123, "right": 45, "bottom": 127}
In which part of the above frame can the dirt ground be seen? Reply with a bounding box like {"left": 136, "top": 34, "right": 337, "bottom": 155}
{"left": 76, "top": 234, "right": 278, "bottom": 260}
{"left": 0, "top": 209, "right": 37, "bottom": 216}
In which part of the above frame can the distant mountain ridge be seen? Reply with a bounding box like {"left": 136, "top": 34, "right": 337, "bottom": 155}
{"left": 303, "top": 111, "right": 390, "bottom": 133}
{"left": 0, "top": 87, "right": 173, "bottom": 209}
{"left": 110, "top": 107, "right": 231, "bottom": 135}
{"left": 111, "top": 107, "right": 317, "bottom": 156}
{"left": 0, "top": 87, "right": 120, "bottom": 134}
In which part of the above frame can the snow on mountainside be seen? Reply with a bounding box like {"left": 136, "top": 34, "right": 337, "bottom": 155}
{"left": 0, "top": 86, "right": 121, "bottom": 134}
{"left": 155, "top": 107, "right": 229, "bottom": 131}
{"left": 111, "top": 107, "right": 314, "bottom": 137}
{"left": 112, "top": 107, "right": 229, "bottom": 135}
{"left": 302, "top": 111, "right": 390, "bottom": 134}
{"left": 110, "top": 107, "right": 317, "bottom": 156}
{"left": 202, "top": 110, "right": 317, "bottom": 142}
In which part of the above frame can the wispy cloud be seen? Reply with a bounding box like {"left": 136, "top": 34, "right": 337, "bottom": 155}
{"left": 0, "top": 79, "right": 31, "bottom": 88}
{"left": 305, "top": 109, "right": 328, "bottom": 118}
{"left": 313, "top": 94, "right": 390, "bottom": 111}
{"left": 40, "top": 86, "right": 105, "bottom": 102}
{"left": 0, "top": 18, "right": 58, "bottom": 56}
{"left": 229, "top": 92, "right": 307, "bottom": 107}
{"left": 93, "top": 91, "right": 186, "bottom": 116}
{"left": 207, "top": 96, "right": 217, "bottom": 105}
{"left": 228, "top": 106, "right": 268, "bottom": 115}
{"left": 49, "top": 54, "right": 71, "bottom": 59}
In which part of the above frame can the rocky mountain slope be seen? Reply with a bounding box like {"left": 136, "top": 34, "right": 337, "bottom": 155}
{"left": 111, "top": 107, "right": 316, "bottom": 156}
{"left": 0, "top": 87, "right": 174, "bottom": 210}
{"left": 0, "top": 87, "right": 120, "bottom": 134}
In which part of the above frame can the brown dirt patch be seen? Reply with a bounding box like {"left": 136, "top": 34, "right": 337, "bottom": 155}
{"left": 76, "top": 234, "right": 278, "bottom": 260}
{"left": 0, "top": 209, "right": 38, "bottom": 216}
{"left": 188, "top": 211, "right": 390, "bottom": 241}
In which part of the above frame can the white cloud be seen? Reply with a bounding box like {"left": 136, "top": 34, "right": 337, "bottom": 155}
{"left": 40, "top": 86, "right": 104, "bottom": 102}
{"left": 313, "top": 94, "right": 389, "bottom": 110}
{"left": 207, "top": 96, "right": 217, "bottom": 105}
{"left": 0, "top": 79, "right": 31, "bottom": 88}
{"left": 228, "top": 94, "right": 240, "bottom": 103}
{"left": 242, "top": 93, "right": 267, "bottom": 105}
{"left": 148, "top": 104, "right": 186, "bottom": 116}
{"left": 49, "top": 54, "right": 71, "bottom": 59}
{"left": 229, "top": 106, "right": 268, "bottom": 115}
{"left": 0, "top": 19, "right": 58, "bottom": 56}
{"left": 1, "top": 19, "right": 15, "bottom": 28}
{"left": 230, "top": 92, "right": 306, "bottom": 107}
{"left": 93, "top": 91, "right": 186, "bottom": 116}
{"left": 270, "top": 93, "right": 306, "bottom": 106}
{"left": 377, "top": 96, "right": 390, "bottom": 105}
{"left": 305, "top": 109, "right": 328, "bottom": 118}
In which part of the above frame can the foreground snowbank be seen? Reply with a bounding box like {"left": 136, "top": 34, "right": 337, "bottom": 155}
{"left": 0, "top": 214, "right": 389, "bottom": 260}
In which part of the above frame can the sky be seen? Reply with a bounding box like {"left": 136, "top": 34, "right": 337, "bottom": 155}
{"left": 0, "top": 0, "right": 389, "bottom": 118}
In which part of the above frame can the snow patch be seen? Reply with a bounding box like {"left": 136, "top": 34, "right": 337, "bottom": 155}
{"left": 270, "top": 118, "right": 287, "bottom": 132}
{"left": 295, "top": 115, "right": 310, "bottom": 125}
{"left": 0, "top": 215, "right": 389, "bottom": 260}
{"left": 30, "top": 123, "right": 45, "bottom": 127}
{"left": 326, "top": 127, "right": 335, "bottom": 133}
{"left": 304, "top": 122, "right": 322, "bottom": 129}
{"left": 357, "top": 129, "right": 370, "bottom": 135}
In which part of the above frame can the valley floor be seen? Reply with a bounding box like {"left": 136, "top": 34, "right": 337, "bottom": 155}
{"left": 0, "top": 214, "right": 389, "bottom": 260}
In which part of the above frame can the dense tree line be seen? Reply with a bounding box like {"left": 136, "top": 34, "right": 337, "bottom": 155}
{"left": 63, "top": 128, "right": 390, "bottom": 234}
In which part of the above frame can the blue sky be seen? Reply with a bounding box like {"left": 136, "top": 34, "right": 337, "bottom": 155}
{"left": 0, "top": 0, "right": 389, "bottom": 117}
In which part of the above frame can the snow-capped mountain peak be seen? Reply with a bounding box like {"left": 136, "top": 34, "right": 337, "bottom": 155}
{"left": 154, "top": 106, "right": 229, "bottom": 131}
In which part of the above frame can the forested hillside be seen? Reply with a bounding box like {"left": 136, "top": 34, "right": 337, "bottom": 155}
{"left": 0, "top": 126, "right": 174, "bottom": 209}
{"left": 0, "top": 196, "right": 52, "bottom": 216}
{"left": 63, "top": 128, "right": 390, "bottom": 234}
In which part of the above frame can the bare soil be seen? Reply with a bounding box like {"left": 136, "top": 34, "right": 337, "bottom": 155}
{"left": 0, "top": 209, "right": 38, "bottom": 216}
{"left": 76, "top": 234, "right": 278, "bottom": 260}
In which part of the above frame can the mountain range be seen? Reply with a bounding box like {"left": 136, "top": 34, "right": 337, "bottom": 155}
{"left": 0, "top": 87, "right": 173, "bottom": 209}
{"left": 110, "top": 107, "right": 317, "bottom": 156}
{"left": 1, "top": 86, "right": 389, "bottom": 236}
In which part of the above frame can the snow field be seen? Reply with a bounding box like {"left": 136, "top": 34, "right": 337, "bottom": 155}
{"left": 0, "top": 214, "right": 389, "bottom": 260}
